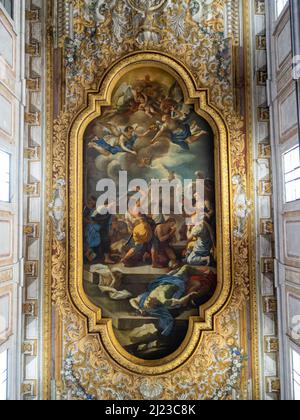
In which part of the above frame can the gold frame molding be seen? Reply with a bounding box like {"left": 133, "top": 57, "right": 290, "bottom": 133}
{"left": 68, "top": 52, "right": 233, "bottom": 375}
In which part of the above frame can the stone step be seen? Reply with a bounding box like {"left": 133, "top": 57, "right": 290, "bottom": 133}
{"left": 84, "top": 264, "right": 170, "bottom": 295}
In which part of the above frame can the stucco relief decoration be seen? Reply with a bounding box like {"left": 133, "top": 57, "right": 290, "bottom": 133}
{"left": 65, "top": 0, "right": 231, "bottom": 110}
{"left": 47, "top": 0, "right": 257, "bottom": 401}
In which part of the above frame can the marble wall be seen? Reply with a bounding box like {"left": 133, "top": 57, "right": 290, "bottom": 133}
{"left": 0, "top": 0, "right": 25, "bottom": 400}
{"left": 252, "top": 0, "right": 280, "bottom": 400}
{"left": 21, "top": 0, "right": 46, "bottom": 400}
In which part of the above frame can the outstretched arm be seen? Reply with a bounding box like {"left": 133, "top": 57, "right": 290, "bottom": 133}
{"left": 138, "top": 128, "right": 154, "bottom": 137}
{"left": 167, "top": 292, "right": 199, "bottom": 308}
{"left": 119, "top": 135, "right": 137, "bottom": 155}
{"left": 150, "top": 126, "right": 166, "bottom": 144}
{"left": 88, "top": 142, "right": 106, "bottom": 154}
{"left": 135, "top": 124, "right": 159, "bottom": 138}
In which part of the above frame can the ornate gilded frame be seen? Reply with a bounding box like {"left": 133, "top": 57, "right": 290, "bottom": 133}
{"left": 68, "top": 52, "right": 233, "bottom": 374}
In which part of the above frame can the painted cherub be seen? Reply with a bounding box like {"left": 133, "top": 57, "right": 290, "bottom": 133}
{"left": 150, "top": 114, "right": 208, "bottom": 151}
{"left": 132, "top": 86, "right": 157, "bottom": 117}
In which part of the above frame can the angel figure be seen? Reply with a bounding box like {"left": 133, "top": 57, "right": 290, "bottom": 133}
{"left": 150, "top": 114, "right": 208, "bottom": 151}
{"left": 132, "top": 86, "right": 157, "bottom": 117}
{"left": 88, "top": 124, "right": 154, "bottom": 157}
{"left": 110, "top": 77, "right": 163, "bottom": 117}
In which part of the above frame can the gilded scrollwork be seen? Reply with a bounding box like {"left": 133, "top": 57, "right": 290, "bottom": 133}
{"left": 46, "top": 0, "right": 258, "bottom": 400}
{"left": 49, "top": 179, "right": 66, "bottom": 242}
{"left": 56, "top": 300, "right": 246, "bottom": 400}
{"left": 64, "top": 0, "right": 231, "bottom": 110}
{"left": 59, "top": 328, "right": 246, "bottom": 400}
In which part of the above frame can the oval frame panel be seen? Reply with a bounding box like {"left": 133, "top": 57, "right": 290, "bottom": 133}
{"left": 68, "top": 52, "right": 233, "bottom": 375}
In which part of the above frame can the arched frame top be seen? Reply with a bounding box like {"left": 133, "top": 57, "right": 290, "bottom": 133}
{"left": 68, "top": 52, "right": 233, "bottom": 375}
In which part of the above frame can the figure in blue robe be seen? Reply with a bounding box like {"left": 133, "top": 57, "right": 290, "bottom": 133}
{"left": 94, "top": 133, "right": 138, "bottom": 155}
{"left": 186, "top": 222, "right": 214, "bottom": 266}
{"left": 88, "top": 125, "right": 154, "bottom": 157}
{"left": 134, "top": 275, "right": 186, "bottom": 336}
{"left": 83, "top": 204, "right": 101, "bottom": 250}
{"left": 170, "top": 123, "right": 192, "bottom": 151}
{"left": 150, "top": 115, "right": 207, "bottom": 151}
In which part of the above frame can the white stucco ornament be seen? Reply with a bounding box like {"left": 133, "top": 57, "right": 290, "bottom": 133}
{"left": 49, "top": 179, "right": 66, "bottom": 242}
{"left": 232, "top": 174, "right": 252, "bottom": 239}
{"left": 94, "top": 0, "right": 107, "bottom": 23}
{"left": 139, "top": 380, "right": 164, "bottom": 400}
